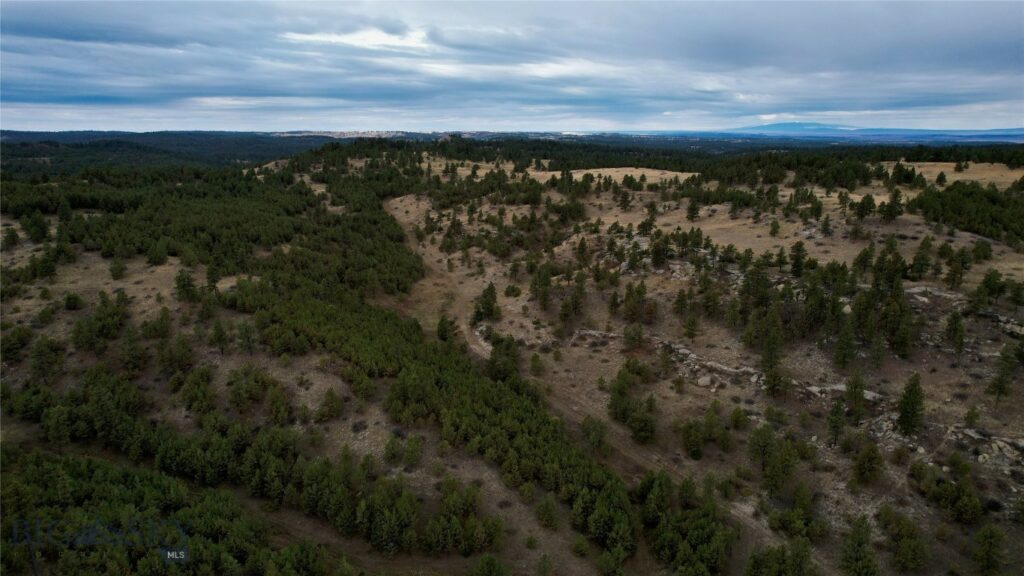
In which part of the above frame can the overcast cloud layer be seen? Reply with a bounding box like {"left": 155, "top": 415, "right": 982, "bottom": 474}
{"left": 1, "top": 1, "right": 1022, "bottom": 131}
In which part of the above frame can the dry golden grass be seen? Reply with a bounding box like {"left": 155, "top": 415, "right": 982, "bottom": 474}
{"left": 529, "top": 166, "right": 699, "bottom": 184}
{"left": 883, "top": 161, "right": 1024, "bottom": 189}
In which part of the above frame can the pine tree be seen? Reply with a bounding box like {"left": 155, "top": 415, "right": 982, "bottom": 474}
{"left": 209, "top": 319, "right": 229, "bottom": 353}
{"left": 775, "top": 246, "right": 788, "bottom": 268}
{"left": 835, "top": 314, "right": 856, "bottom": 369}
{"left": 828, "top": 399, "right": 845, "bottom": 446}
{"left": 841, "top": 516, "right": 879, "bottom": 576}
{"left": 315, "top": 388, "right": 344, "bottom": 422}
{"left": 972, "top": 524, "right": 1005, "bottom": 576}
{"left": 471, "top": 554, "right": 510, "bottom": 576}
{"left": 853, "top": 440, "right": 883, "bottom": 485}
{"left": 623, "top": 323, "right": 644, "bottom": 350}
{"left": 673, "top": 288, "right": 689, "bottom": 316}
{"left": 855, "top": 194, "right": 876, "bottom": 220}
{"left": 760, "top": 301, "right": 784, "bottom": 372}
{"left": 437, "top": 314, "right": 457, "bottom": 341}
{"left": 609, "top": 291, "right": 621, "bottom": 315}
{"left": 745, "top": 538, "right": 815, "bottom": 576}
{"left": 582, "top": 415, "right": 608, "bottom": 452}
{"left": 536, "top": 494, "right": 559, "bottom": 529}
{"left": 945, "top": 260, "right": 965, "bottom": 289}
{"left": 764, "top": 368, "right": 787, "bottom": 398}
{"left": 684, "top": 315, "right": 699, "bottom": 339}
{"left": 175, "top": 269, "right": 199, "bottom": 302}
{"left": 880, "top": 188, "right": 904, "bottom": 223}
{"left": 529, "top": 353, "right": 544, "bottom": 376}
{"left": 821, "top": 214, "right": 833, "bottom": 236}
{"left": 530, "top": 266, "right": 552, "bottom": 310}
{"left": 2, "top": 226, "right": 19, "bottom": 251}
{"left": 748, "top": 424, "right": 775, "bottom": 473}
{"left": 472, "top": 283, "right": 500, "bottom": 324}
{"left": 687, "top": 199, "right": 701, "bottom": 221}
{"left": 986, "top": 342, "right": 1019, "bottom": 407}
{"left": 107, "top": 258, "right": 126, "bottom": 280}
{"left": 789, "top": 241, "right": 807, "bottom": 277}
{"left": 897, "top": 373, "right": 924, "bottom": 435}
{"left": 237, "top": 321, "right": 256, "bottom": 353}
{"left": 846, "top": 372, "right": 867, "bottom": 423}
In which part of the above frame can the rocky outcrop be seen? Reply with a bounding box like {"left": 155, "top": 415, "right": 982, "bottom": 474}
{"left": 570, "top": 328, "right": 762, "bottom": 392}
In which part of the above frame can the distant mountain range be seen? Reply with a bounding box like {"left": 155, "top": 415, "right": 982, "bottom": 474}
{"left": 731, "top": 122, "right": 862, "bottom": 133}
{"left": 3, "top": 122, "right": 1022, "bottom": 175}
{"left": 720, "top": 122, "right": 1024, "bottom": 143}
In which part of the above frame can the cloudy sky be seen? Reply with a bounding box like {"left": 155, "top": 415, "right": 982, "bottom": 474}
{"left": 2, "top": 1, "right": 1022, "bottom": 131}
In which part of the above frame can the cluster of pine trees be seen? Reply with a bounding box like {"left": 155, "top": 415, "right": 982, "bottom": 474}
{"left": 1, "top": 446, "right": 366, "bottom": 575}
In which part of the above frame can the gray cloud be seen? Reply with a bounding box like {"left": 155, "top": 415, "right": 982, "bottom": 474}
{"left": 2, "top": 1, "right": 1021, "bottom": 130}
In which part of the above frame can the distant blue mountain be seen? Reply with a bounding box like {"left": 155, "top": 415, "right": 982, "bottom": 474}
{"left": 725, "top": 122, "right": 1024, "bottom": 142}
{"left": 731, "top": 122, "right": 860, "bottom": 133}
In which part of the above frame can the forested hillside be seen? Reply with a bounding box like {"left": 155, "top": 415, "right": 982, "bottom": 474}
{"left": 0, "top": 132, "right": 338, "bottom": 179}
{"left": 1, "top": 137, "right": 1022, "bottom": 576}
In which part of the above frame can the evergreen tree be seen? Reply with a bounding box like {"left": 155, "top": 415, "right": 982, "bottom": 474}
{"left": 175, "top": 269, "right": 199, "bottom": 302}
{"left": 835, "top": 314, "right": 856, "bottom": 369}
{"left": 536, "top": 493, "right": 560, "bottom": 529}
{"left": 745, "top": 538, "right": 815, "bottom": 576}
{"left": 853, "top": 440, "right": 883, "bottom": 485}
{"left": 972, "top": 524, "right": 1005, "bottom": 576}
{"left": 437, "top": 314, "right": 457, "bottom": 341}
{"left": 897, "top": 373, "right": 924, "bottom": 435}
{"left": 748, "top": 424, "right": 775, "bottom": 473}
{"left": 471, "top": 554, "right": 510, "bottom": 576}
{"left": 2, "top": 226, "right": 19, "bottom": 250}
{"left": 986, "top": 342, "right": 1019, "bottom": 407}
{"left": 209, "top": 319, "right": 229, "bottom": 353}
{"left": 855, "top": 194, "right": 876, "bottom": 220}
{"left": 582, "top": 415, "right": 608, "bottom": 452}
{"left": 472, "top": 282, "right": 500, "bottom": 324}
{"left": 684, "top": 315, "right": 700, "bottom": 339}
{"left": 845, "top": 372, "right": 868, "bottom": 423}
{"left": 877, "top": 504, "right": 929, "bottom": 573}
{"left": 821, "top": 214, "right": 833, "bottom": 236}
{"left": 760, "top": 301, "right": 785, "bottom": 372}
{"left": 841, "top": 516, "right": 879, "bottom": 576}
{"left": 828, "top": 399, "right": 845, "bottom": 446}
{"left": 945, "top": 260, "right": 965, "bottom": 289}
{"left": 608, "top": 291, "right": 621, "bottom": 315}
{"left": 880, "top": 188, "right": 904, "bottom": 223}
{"left": 789, "top": 241, "right": 808, "bottom": 278}
{"left": 315, "top": 388, "right": 344, "bottom": 422}
{"left": 105, "top": 256, "right": 128, "bottom": 281}
{"left": 687, "top": 199, "right": 701, "bottom": 221}
{"left": 237, "top": 321, "right": 256, "bottom": 353}
{"left": 673, "top": 288, "right": 689, "bottom": 316}
{"left": 530, "top": 265, "right": 552, "bottom": 310}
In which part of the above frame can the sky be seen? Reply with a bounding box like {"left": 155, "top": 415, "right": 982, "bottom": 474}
{"left": 1, "top": 1, "right": 1022, "bottom": 132}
